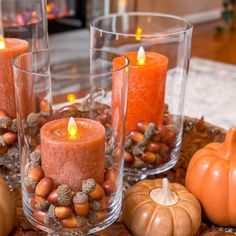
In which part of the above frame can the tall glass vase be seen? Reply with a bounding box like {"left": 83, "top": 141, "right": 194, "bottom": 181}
{"left": 91, "top": 12, "right": 193, "bottom": 180}
{"left": 14, "top": 49, "right": 129, "bottom": 234}
{"left": 0, "top": 0, "right": 48, "bottom": 188}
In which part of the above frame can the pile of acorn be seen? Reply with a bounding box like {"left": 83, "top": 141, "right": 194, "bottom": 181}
{"left": 124, "top": 119, "right": 177, "bottom": 169}
{"left": 24, "top": 148, "right": 118, "bottom": 229}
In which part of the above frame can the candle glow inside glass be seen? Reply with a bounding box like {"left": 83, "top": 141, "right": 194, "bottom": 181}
{"left": 68, "top": 117, "right": 78, "bottom": 138}
{"left": 137, "top": 46, "right": 146, "bottom": 65}
{"left": 135, "top": 27, "right": 142, "bottom": 41}
{"left": 67, "top": 93, "right": 76, "bottom": 102}
{"left": 0, "top": 36, "right": 5, "bottom": 49}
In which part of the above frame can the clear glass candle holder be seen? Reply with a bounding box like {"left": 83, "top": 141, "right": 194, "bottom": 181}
{"left": 0, "top": 0, "right": 48, "bottom": 188}
{"left": 14, "top": 49, "right": 129, "bottom": 234}
{"left": 91, "top": 12, "right": 193, "bottom": 179}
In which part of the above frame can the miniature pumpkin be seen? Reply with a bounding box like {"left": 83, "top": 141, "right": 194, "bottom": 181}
{"left": 0, "top": 177, "right": 16, "bottom": 236}
{"left": 122, "top": 178, "right": 201, "bottom": 236}
{"left": 186, "top": 128, "right": 236, "bottom": 226}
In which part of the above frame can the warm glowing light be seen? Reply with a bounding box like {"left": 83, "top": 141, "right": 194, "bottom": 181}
{"left": 0, "top": 36, "right": 5, "bottom": 49}
{"left": 137, "top": 47, "right": 146, "bottom": 65}
{"left": 135, "top": 27, "right": 142, "bottom": 41}
{"left": 68, "top": 117, "right": 78, "bottom": 138}
{"left": 67, "top": 93, "right": 76, "bottom": 102}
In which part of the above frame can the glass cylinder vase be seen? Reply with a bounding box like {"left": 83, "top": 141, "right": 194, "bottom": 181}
{"left": 0, "top": 0, "right": 49, "bottom": 187}
{"left": 91, "top": 12, "right": 193, "bottom": 179}
{"left": 14, "top": 49, "right": 129, "bottom": 234}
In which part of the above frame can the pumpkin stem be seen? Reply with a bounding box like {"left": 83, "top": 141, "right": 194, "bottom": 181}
{"left": 223, "top": 128, "right": 236, "bottom": 159}
{"left": 150, "top": 178, "right": 179, "bottom": 206}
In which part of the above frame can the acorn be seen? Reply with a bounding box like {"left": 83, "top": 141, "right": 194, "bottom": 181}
{"left": 47, "top": 184, "right": 73, "bottom": 206}
{"left": 3, "top": 132, "right": 17, "bottom": 145}
{"left": 44, "top": 212, "right": 58, "bottom": 226}
{"left": 162, "top": 130, "right": 176, "bottom": 143}
{"left": 89, "top": 197, "right": 109, "bottom": 211}
{"left": 27, "top": 112, "right": 41, "bottom": 127}
{"left": 40, "top": 99, "right": 50, "bottom": 113}
{"left": 0, "top": 146, "right": 8, "bottom": 155}
{"left": 28, "top": 166, "right": 44, "bottom": 183}
{"left": 0, "top": 116, "right": 12, "bottom": 129}
{"left": 124, "top": 151, "right": 134, "bottom": 164}
{"left": 35, "top": 177, "right": 54, "bottom": 197}
{"left": 103, "top": 180, "right": 117, "bottom": 196}
{"left": 132, "top": 157, "right": 146, "bottom": 169}
{"left": 35, "top": 145, "right": 41, "bottom": 153}
{"left": 146, "top": 142, "right": 161, "bottom": 153}
{"left": 105, "top": 167, "right": 118, "bottom": 182}
{"left": 55, "top": 206, "right": 73, "bottom": 219}
{"left": 34, "top": 196, "right": 49, "bottom": 211}
{"left": 129, "top": 131, "right": 144, "bottom": 143}
{"left": 88, "top": 211, "right": 107, "bottom": 225}
{"left": 73, "top": 192, "right": 89, "bottom": 216}
{"left": 136, "top": 121, "right": 149, "bottom": 133}
{"left": 33, "top": 209, "right": 46, "bottom": 223}
{"left": 82, "top": 179, "right": 105, "bottom": 200}
{"left": 141, "top": 152, "right": 156, "bottom": 164}
{"left": 60, "top": 215, "right": 77, "bottom": 228}
{"left": 24, "top": 176, "right": 37, "bottom": 194}
{"left": 30, "top": 151, "right": 41, "bottom": 166}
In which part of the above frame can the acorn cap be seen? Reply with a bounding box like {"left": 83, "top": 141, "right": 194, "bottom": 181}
{"left": 27, "top": 113, "right": 41, "bottom": 127}
{"left": 56, "top": 185, "right": 73, "bottom": 206}
{"left": 10, "top": 119, "right": 17, "bottom": 132}
{"left": 24, "top": 176, "right": 37, "bottom": 191}
{"left": 88, "top": 211, "right": 99, "bottom": 225}
{"left": 144, "top": 122, "right": 156, "bottom": 139}
{"left": 30, "top": 151, "right": 41, "bottom": 166}
{"left": 48, "top": 204, "right": 56, "bottom": 219}
{"left": 0, "top": 116, "right": 12, "bottom": 129}
{"left": 90, "top": 200, "right": 102, "bottom": 211}
{"left": 7, "top": 146, "right": 19, "bottom": 158}
{"left": 77, "top": 216, "right": 87, "bottom": 227}
{"left": 44, "top": 212, "right": 58, "bottom": 226}
{"left": 0, "top": 136, "right": 6, "bottom": 147}
{"left": 35, "top": 201, "right": 50, "bottom": 211}
{"left": 73, "top": 192, "right": 88, "bottom": 205}
{"left": 82, "top": 179, "right": 96, "bottom": 194}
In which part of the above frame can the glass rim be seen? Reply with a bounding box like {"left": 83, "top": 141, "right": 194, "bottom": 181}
{"left": 13, "top": 49, "right": 130, "bottom": 78}
{"left": 91, "top": 11, "right": 193, "bottom": 37}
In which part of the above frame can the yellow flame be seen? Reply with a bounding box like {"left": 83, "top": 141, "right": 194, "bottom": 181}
{"left": 137, "top": 47, "right": 146, "bottom": 65}
{"left": 67, "top": 93, "right": 76, "bottom": 102}
{"left": 68, "top": 117, "right": 78, "bottom": 138}
{"left": 135, "top": 27, "right": 142, "bottom": 41}
{"left": 0, "top": 36, "right": 5, "bottom": 49}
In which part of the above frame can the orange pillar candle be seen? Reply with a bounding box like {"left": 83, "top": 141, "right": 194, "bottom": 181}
{"left": 113, "top": 47, "right": 168, "bottom": 133}
{"left": 0, "top": 37, "right": 29, "bottom": 118}
{"left": 41, "top": 117, "right": 105, "bottom": 191}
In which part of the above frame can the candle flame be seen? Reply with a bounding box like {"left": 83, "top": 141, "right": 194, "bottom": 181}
{"left": 68, "top": 117, "right": 78, "bottom": 138}
{"left": 137, "top": 47, "right": 146, "bottom": 65}
{"left": 135, "top": 27, "right": 142, "bottom": 41}
{"left": 0, "top": 36, "right": 5, "bottom": 49}
{"left": 67, "top": 93, "right": 76, "bottom": 102}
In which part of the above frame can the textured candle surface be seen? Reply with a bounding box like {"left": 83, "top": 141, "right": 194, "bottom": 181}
{"left": 113, "top": 51, "right": 168, "bottom": 133}
{"left": 0, "top": 38, "right": 29, "bottom": 118}
{"left": 41, "top": 118, "right": 105, "bottom": 191}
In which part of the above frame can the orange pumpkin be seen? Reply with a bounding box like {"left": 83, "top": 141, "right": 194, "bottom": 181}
{"left": 122, "top": 178, "right": 201, "bottom": 236}
{"left": 186, "top": 128, "right": 236, "bottom": 226}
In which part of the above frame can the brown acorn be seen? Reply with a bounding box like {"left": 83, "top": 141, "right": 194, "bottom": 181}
{"left": 47, "top": 185, "right": 73, "bottom": 206}
{"left": 0, "top": 109, "right": 7, "bottom": 117}
{"left": 35, "top": 145, "right": 41, "bottom": 153}
{"left": 124, "top": 151, "right": 134, "bottom": 164}
{"left": 33, "top": 209, "right": 46, "bottom": 223}
{"left": 28, "top": 166, "right": 44, "bottom": 183}
{"left": 73, "top": 192, "right": 89, "bottom": 216}
{"left": 103, "top": 180, "right": 117, "bottom": 196}
{"left": 129, "top": 131, "right": 144, "bottom": 143}
{"left": 34, "top": 196, "right": 49, "bottom": 211}
{"left": 82, "top": 179, "right": 105, "bottom": 200}
{"left": 35, "top": 177, "right": 54, "bottom": 197}
{"left": 60, "top": 215, "right": 77, "bottom": 228}
{"left": 0, "top": 146, "right": 8, "bottom": 155}
{"left": 146, "top": 142, "right": 161, "bottom": 153}
{"left": 55, "top": 206, "right": 73, "bottom": 219}
{"left": 132, "top": 157, "right": 146, "bottom": 169}
{"left": 105, "top": 167, "right": 118, "bottom": 182}
{"left": 136, "top": 121, "right": 149, "bottom": 133}
{"left": 40, "top": 99, "right": 50, "bottom": 113}
{"left": 141, "top": 152, "right": 156, "bottom": 164}
{"left": 88, "top": 211, "right": 108, "bottom": 225}
{"left": 3, "top": 132, "right": 17, "bottom": 145}
{"left": 89, "top": 196, "right": 109, "bottom": 211}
